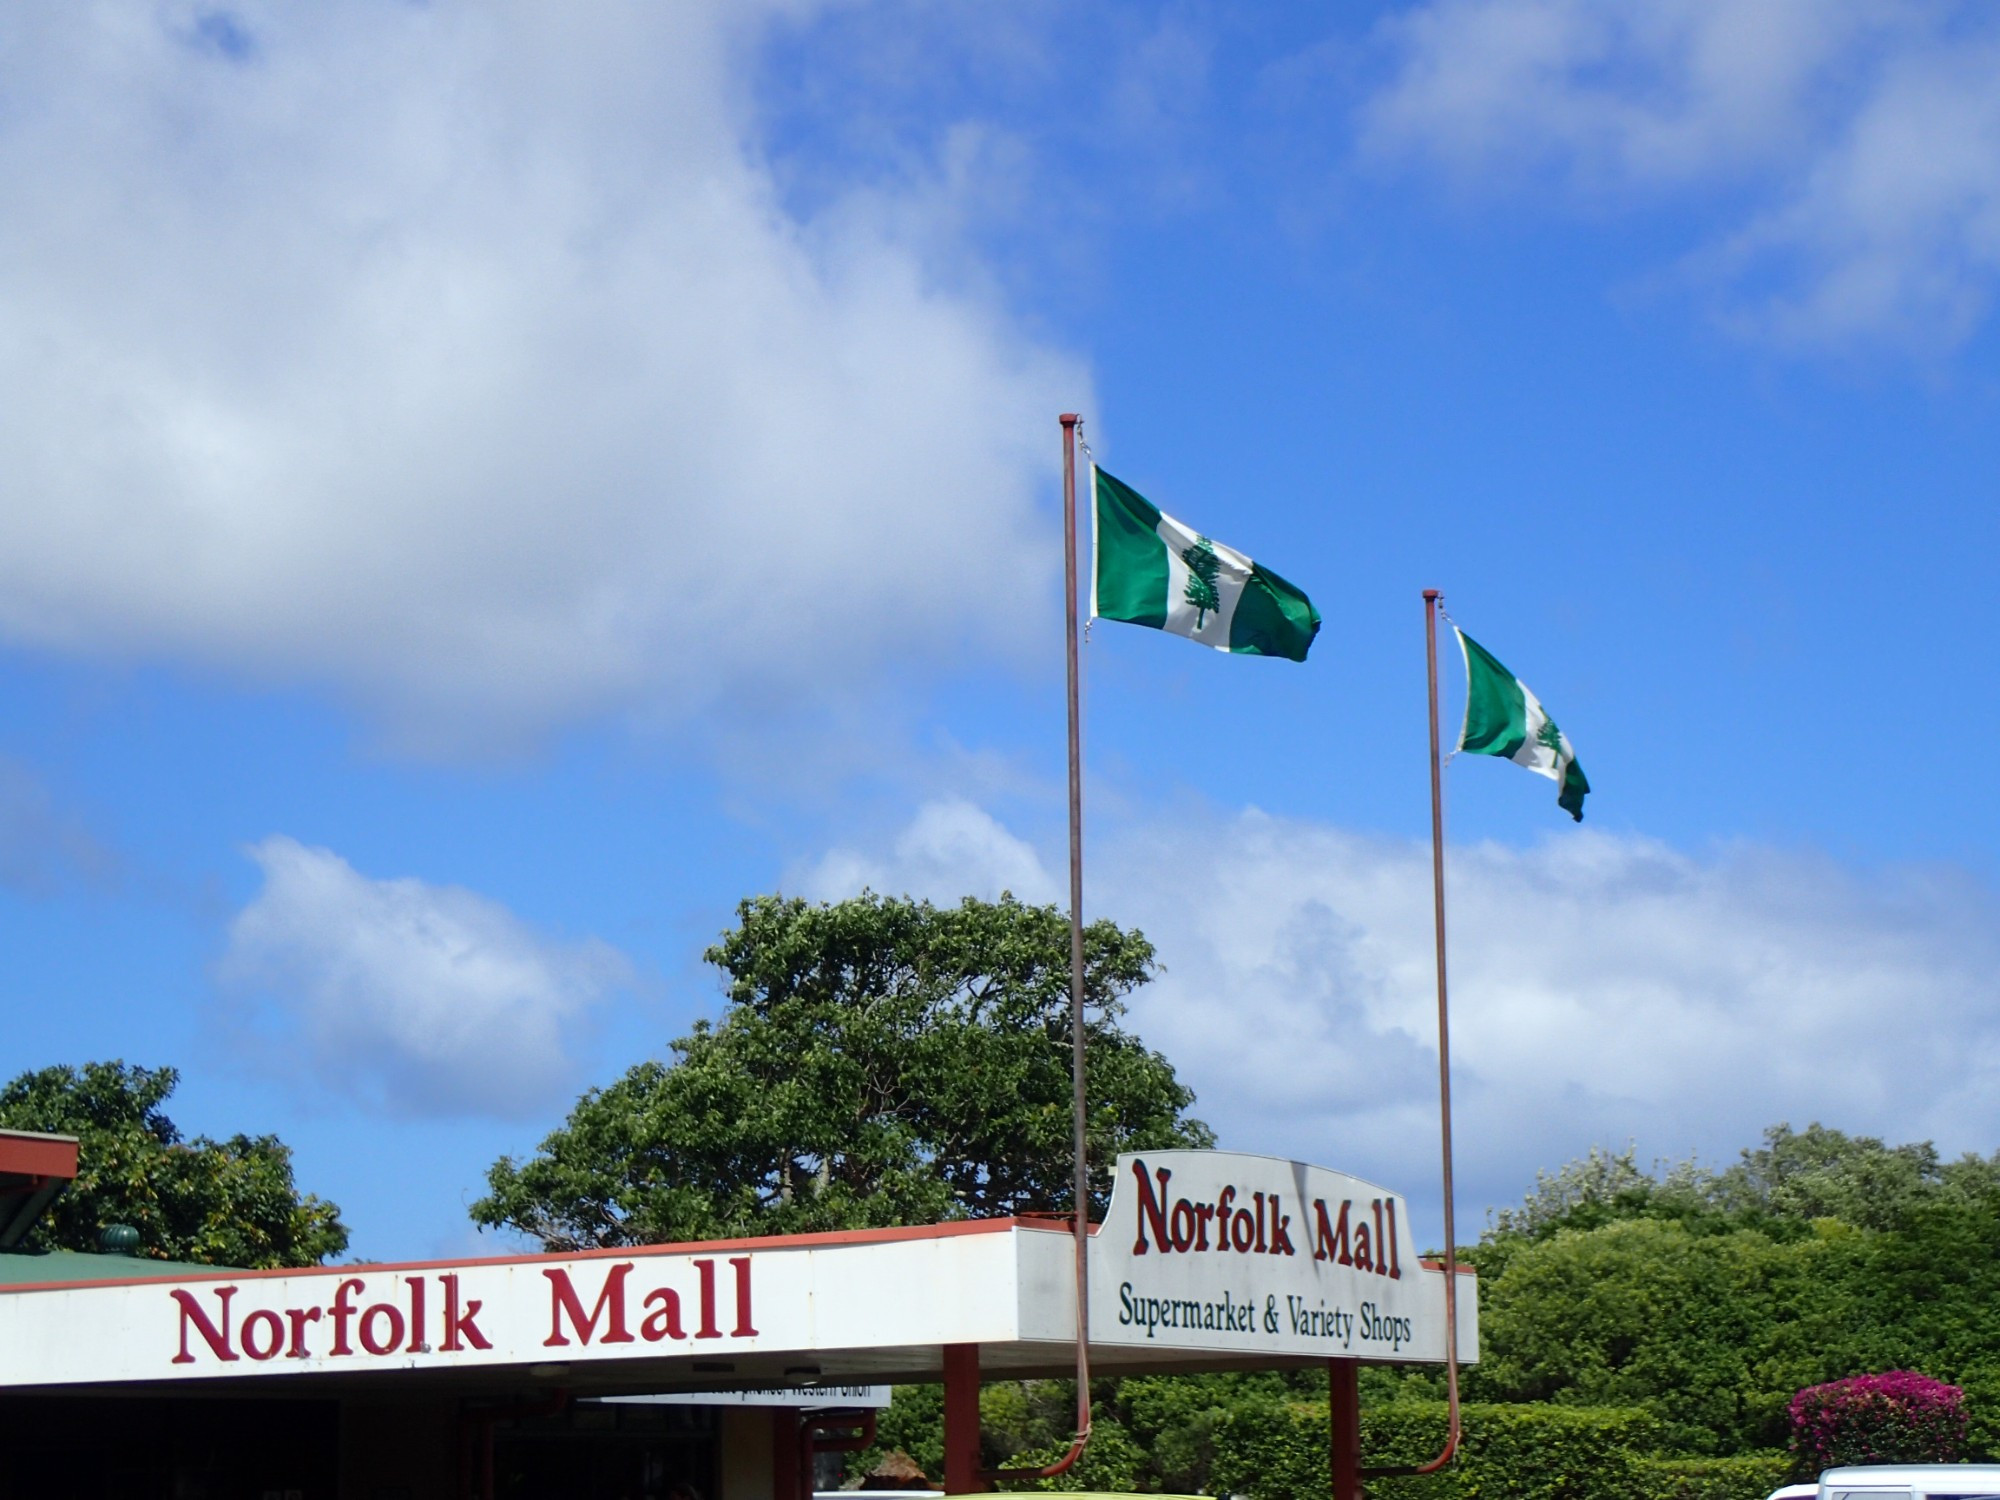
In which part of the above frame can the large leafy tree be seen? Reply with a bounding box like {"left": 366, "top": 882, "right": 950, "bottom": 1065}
{"left": 474, "top": 893, "right": 1213, "bottom": 1249}
{"left": 1466, "top": 1126, "right": 2000, "bottom": 1455}
{"left": 0, "top": 1061, "right": 348, "bottom": 1268}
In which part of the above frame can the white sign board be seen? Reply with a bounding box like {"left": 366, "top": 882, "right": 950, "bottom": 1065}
{"left": 1087, "top": 1151, "right": 1475, "bottom": 1363}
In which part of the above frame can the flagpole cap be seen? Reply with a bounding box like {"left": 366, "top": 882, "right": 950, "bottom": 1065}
{"left": 1059, "top": 412, "right": 1080, "bottom": 427}
{"left": 1423, "top": 588, "right": 1442, "bottom": 601}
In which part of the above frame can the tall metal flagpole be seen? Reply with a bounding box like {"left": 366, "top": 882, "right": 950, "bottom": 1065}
{"left": 1366, "top": 589, "right": 1462, "bottom": 1483}
{"left": 1062, "top": 412, "right": 1093, "bottom": 1463}
{"left": 991, "top": 413, "right": 1092, "bottom": 1483}
{"left": 1420, "top": 587, "right": 1463, "bottom": 1466}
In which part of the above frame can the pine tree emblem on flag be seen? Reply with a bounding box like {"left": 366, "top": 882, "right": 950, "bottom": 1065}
{"left": 1091, "top": 466, "right": 1320, "bottom": 662}
{"left": 1454, "top": 627, "right": 1590, "bottom": 821}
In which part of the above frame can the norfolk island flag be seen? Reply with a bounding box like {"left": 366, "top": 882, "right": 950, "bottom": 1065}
{"left": 1091, "top": 466, "right": 1320, "bottom": 661}
{"left": 1455, "top": 627, "right": 1590, "bottom": 821}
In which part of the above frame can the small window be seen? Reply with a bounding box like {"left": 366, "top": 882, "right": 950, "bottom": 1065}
{"left": 1831, "top": 1490, "right": 1914, "bottom": 1500}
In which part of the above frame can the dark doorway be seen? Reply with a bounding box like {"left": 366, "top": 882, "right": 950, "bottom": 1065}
{"left": 0, "top": 1395, "right": 339, "bottom": 1500}
{"left": 491, "top": 1403, "right": 717, "bottom": 1500}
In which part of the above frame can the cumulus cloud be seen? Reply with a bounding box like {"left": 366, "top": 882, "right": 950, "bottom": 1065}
{"left": 0, "top": 3, "right": 1082, "bottom": 750}
{"left": 1359, "top": 0, "right": 2000, "bottom": 351}
{"left": 809, "top": 799, "right": 2000, "bottom": 1236}
{"left": 798, "top": 797, "right": 1058, "bottom": 905}
{"left": 219, "top": 836, "right": 629, "bottom": 1117}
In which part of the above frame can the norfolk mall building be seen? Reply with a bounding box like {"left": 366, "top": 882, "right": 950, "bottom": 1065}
{"left": 0, "top": 1131, "right": 1476, "bottom": 1500}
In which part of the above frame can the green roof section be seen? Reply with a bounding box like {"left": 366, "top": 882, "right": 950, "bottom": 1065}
{"left": 0, "top": 1248, "right": 236, "bottom": 1288}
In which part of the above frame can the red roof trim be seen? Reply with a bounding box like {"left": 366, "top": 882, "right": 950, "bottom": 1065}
{"left": 0, "top": 1132, "right": 79, "bottom": 1182}
{"left": 1418, "top": 1258, "right": 1479, "bottom": 1277}
{"left": 0, "top": 1214, "right": 1096, "bottom": 1294}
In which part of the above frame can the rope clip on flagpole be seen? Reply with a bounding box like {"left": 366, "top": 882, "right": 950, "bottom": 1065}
{"left": 1362, "top": 587, "right": 1462, "bottom": 1481}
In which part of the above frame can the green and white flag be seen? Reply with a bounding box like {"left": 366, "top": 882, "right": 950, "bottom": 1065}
{"left": 1091, "top": 466, "right": 1320, "bottom": 661}
{"left": 1455, "top": 628, "right": 1590, "bottom": 822}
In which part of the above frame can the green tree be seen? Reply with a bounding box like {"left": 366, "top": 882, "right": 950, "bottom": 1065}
{"left": 1469, "top": 1128, "right": 2000, "bottom": 1457}
{"left": 1465, "top": 1216, "right": 1854, "bottom": 1453}
{"left": 474, "top": 893, "right": 1213, "bottom": 1249}
{"left": 0, "top": 1061, "right": 348, "bottom": 1268}
{"left": 1181, "top": 538, "right": 1221, "bottom": 628}
{"left": 1710, "top": 1123, "right": 2000, "bottom": 1231}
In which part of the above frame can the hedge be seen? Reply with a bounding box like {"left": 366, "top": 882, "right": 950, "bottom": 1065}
{"left": 1207, "top": 1400, "right": 1788, "bottom": 1500}
{"left": 1631, "top": 1454, "right": 1796, "bottom": 1500}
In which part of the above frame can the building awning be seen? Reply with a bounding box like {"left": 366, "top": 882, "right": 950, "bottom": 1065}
{"left": 0, "top": 1149, "right": 1476, "bottom": 1396}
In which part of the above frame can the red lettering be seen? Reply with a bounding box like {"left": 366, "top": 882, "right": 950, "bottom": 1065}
{"left": 285, "top": 1306, "right": 321, "bottom": 1358}
{"left": 1231, "top": 1208, "right": 1254, "bottom": 1253}
{"left": 1254, "top": 1192, "right": 1268, "bottom": 1253}
{"left": 407, "top": 1275, "right": 430, "bottom": 1352}
{"left": 1194, "top": 1202, "right": 1215, "bottom": 1250}
{"left": 1130, "top": 1160, "right": 1172, "bottom": 1254}
{"left": 1270, "top": 1194, "right": 1295, "bottom": 1257}
{"left": 695, "top": 1259, "right": 721, "bottom": 1339}
{"left": 1372, "top": 1200, "right": 1387, "bottom": 1274}
{"left": 1215, "top": 1187, "right": 1237, "bottom": 1251}
{"left": 241, "top": 1308, "right": 285, "bottom": 1361}
{"left": 1169, "top": 1199, "right": 1195, "bottom": 1252}
{"left": 1353, "top": 1219, "right": 1374, "bottom": 1273}
{"left": 1312, "top": 1198, "right": 1354, "bottom": 1266}
{"left": 360, "top": 1303, "right": 405, "bottom": 1355}
{"left": 641, "top": 1286, "right": 685, "bottom": 1342}
{"left": 441, "top": 1274, "right": 491, "bottom": 1351}
{"left": 329, "top": 1278, "right": 365, "bottom": 1356}
{"left": 544, "top": 1264, "right": 635, "bottom": 1347}
{"left": 171, "top": 1286, "right": 240, "bottom": 1364}
{"left": 1384, "top": 1199, "right": 1402, "bottom": 1280}
{"left": 730, "top": 1256, "right": 757, "bottom": 1337}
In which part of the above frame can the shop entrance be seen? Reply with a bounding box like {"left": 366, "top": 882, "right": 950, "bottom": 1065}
{"left": 0, "top": 1394, "right": 339, "bottom": 1500}
{"left": 492, "top": 1402, "right": 719, "bottom": 1500}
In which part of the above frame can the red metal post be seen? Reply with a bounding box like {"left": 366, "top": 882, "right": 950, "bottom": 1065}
{"left": 943, "top": 1343, "right": 986, "bottom": 1494}
{"left": 772, "top": 1407, "right": 805, "bottom": 1500}
{"left": 1329, "top": 1359, "right": 1362, "bottom": 1500}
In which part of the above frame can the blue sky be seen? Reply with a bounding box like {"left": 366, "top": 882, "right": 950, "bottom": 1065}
{"left": 3, "top": 1, "right": 1998, "bottom": 1260}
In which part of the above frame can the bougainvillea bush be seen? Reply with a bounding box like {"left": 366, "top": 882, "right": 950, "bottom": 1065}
{"left": 1789, "top": 1372, "right": 1966, "bottom": 1472}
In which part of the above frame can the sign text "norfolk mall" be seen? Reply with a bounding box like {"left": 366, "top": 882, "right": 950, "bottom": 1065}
{"left": 171, "top": 1257, "right": 757, "bottom": 1366}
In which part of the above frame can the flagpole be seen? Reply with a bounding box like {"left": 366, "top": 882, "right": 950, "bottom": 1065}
{"left": 990, "top": 412, "right": 1092, "bottom": 1483}
{"left": 1420, "top": 587, "right": 1464, "bottom": 1465}
{"left": 1062, "top": 412, "right": 1093, "bottom": 1461}
{"left": 1367, "top": 589, "right": 1462, "bottom": 1483}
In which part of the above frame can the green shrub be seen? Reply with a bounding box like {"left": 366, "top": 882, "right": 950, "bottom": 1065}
{"left": 1632, "top": 1454, "right": 1794, "bottom": 1500}
{"left": 1210, "top": 1399, "right": 1663, "bottom": 1500}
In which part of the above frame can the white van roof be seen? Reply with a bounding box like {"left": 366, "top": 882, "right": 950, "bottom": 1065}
{"left": 1822, "top": 1467, "right": 2000, "bottom": 1492}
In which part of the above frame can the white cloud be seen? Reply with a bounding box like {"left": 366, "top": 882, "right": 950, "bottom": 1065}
{"left": 219, "top": 836, "right": 629, "bottom": 1117}
{"left": 1359, "top": 0, "right": 2000, "bottom": 352}
{"left": 798, "top": 797, "right": 1058, "bottom": 905}
{"left": 809, "top": 799, "right": 2000, "bottom": 1238}
{"left": 0, "top": 3, "right": 1083, "bottom": 750}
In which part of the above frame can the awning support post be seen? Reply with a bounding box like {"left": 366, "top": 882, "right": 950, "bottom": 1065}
{"left": 1330, "top": 1358, "right": 1362, "bottom": 1500}
{"left": 943, "top": 1342, "right": 986, "bottom": 1494}
{"left": 771, "top": 1407, "right": 805, "bottom": 1500}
